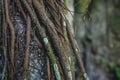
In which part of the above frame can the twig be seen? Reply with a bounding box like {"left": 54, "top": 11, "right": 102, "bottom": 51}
{"left": 65, "top": 17, "right": 89, "bottom": 80}
{"left": 47, "top": 57, "right": 51, "bottom": 80}
{"left": 15, "top": 0, "right": 27, "bottom": 21}
{"left": 23, "top": 16, "right": 31, "bottom": 80}
{"left": 5, "top": 0, "right": 15, "bottom": 79}
{"left": 1, "top": 0, "right": 7, "bottom": 79}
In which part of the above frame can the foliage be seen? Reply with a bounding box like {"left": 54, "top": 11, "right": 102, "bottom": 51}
{"left": 115, "top": 67, "right": 120, "bottom": 78}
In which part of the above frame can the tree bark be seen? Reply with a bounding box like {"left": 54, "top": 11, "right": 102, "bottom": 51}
{"left": 0, "top": 0, "right": 86, "bottom": 80}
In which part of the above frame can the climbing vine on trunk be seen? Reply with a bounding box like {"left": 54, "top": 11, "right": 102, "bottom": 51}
{"left": 0, "top": 0, "right": 88, "bottom": 80}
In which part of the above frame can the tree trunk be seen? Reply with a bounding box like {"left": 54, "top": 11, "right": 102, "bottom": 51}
{"left": 0, "top": 0, "right": 86, "bottom": 80}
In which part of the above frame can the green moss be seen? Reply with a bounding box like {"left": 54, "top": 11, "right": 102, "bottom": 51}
{"left": 47, "top": 45, "right": 61, "bottom": 80}
{"left": 74, "top": 0, "right": 91, "bottom": 13}
{"left": 47, "top": 47, "right": 56, "bottom": 63}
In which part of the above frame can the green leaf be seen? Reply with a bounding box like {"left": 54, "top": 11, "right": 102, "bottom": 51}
{"left": 108, "top": 61, "right": 115, "bottom": 68}
{"left": 100, "top": 57, "right": 106, "bottom": 63}
{"left": 115, "top": 67, "right": 120, "bottom": 78}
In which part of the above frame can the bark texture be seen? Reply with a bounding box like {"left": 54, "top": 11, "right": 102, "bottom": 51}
{"left": 0, "top": 0, "right": 86, "bottom": 80}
